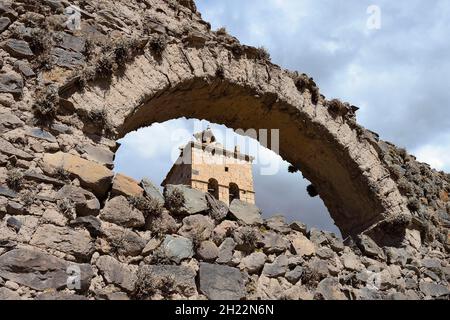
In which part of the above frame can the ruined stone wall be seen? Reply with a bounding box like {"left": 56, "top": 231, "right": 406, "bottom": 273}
{"left": 0, "top": 0, "right": 448, "bottom": 300}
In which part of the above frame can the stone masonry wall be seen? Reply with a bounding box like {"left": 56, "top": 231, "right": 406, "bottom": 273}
{"left": 0, "top": 0, "right": 449, "bottom": 300}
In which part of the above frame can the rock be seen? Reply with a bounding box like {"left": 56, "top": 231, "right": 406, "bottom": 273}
{"left": 148, "top": 210, "right": 179, "bottom": 234}
{"left": 205, "top": 192, "right": 228, "bottom": 222}
{"left": 138, "top": 265, "right": 197, "bottom": 297}
{"left": 69, "top": 216, "right": 102, "bottom": 237}
{"left": 35, "top": 292, "right": 89, "bottom": 300}
{"left": 96, "top": 255, "right": 137, "bottom": 292}
{"left": 4, "top": 39, "right": 34, "bottom": 59}
{"left": 290, "top": 233, "right": 316, "bottom": 257}
{"left": 14, "top": 60, "right": 35, "bottom": 78}
{"left": 262, "top": 255, "right": 288, "bottom": 278}
{"left": 30, "top": 224, "right": 94, "bottom": 261}
{"left": 103, "top": 224, "right": 146, "bottom": 256}
{"left": 23, "top": 171, "right": 64, "bottom": 187}
{"left": 111, "top": 174, "right": 143, "bottom": 198}
{"left": 27, "top": 128, "right": 57, "bottom": 142}
{"left": 357, "top": 235, "right": 385, "bottom": 260}
{"left": 265, "top": 215, "right": 290, "bottom": 234}
{"left": 421, "top": 258, "right": 442, "bottom": 273}
{"left": 0, "top": 248, "right": 93, "bottom": 291}
{"left": 6, "top": 217, "right": 21, "bottom": 232}
{"left": 229, "top": 199, "right": 263, "bottom": 225}
{"left": 253, "top": 275, "right": 284, "bottom": 300}
{"left": 51, "top": 47, "right": 85, "bottom": 68}
{"left": 341, "top": 252, "right": 363, "bottom": 271}
{"left": 196, "top": 241, "right": 219, "bottom": 261}
{"left": 0, "top": 287, "right": 20, "bottom": 300}
{"left": 316, "top": 247, "right": 335, "bottom": 260}
{"left": 289, "top": 221, "right": 307, "bottom": 234}
{"left": 199, "top": 263, "right": 245, "bottom": 300}
{"left": 239, "top": 252, "right": 266, "bottom": 274}
{"left": 81, "top": 144, "right": 114, "bottom": 168}
{"left": 100, "top": 196, "right": 145, "bottom": 228}
{"left": 316, "top": 278, "right": 347, "bottom": 300}
{"left": 307, "top": 258, "right": 330, "bottom": 279}
{"left": 328, "top": 236, "right": 345, "bottom": 253}
{"left": 141, "top": 178, "right": 164, "bottom": 205}
{"left": 57, "top": 32, "right": 86, "bottom": 52}
{"left": 404, "top": 228, "right": 422, "bottom": 250}
{"left": 419, "top": 281, "right": 450, "bottom": 298}
{"left": 0, "top": 186, "right": 17, "bottom": 198}
{"left": 0, "top": 137, "right": 33, "bottom": 160}
{"left": 0, "top": 17, "right": 11, "bottom": 33}
{"left": 162, "top": 235, "right": 194, "bottom": 263}
{"left": 261, "top": 231, "right": 290, "bottom": 254}
{"left": 56, "top": 185, "right": 100, "bottom": 217}
{"left": 286, "top": 266, "right": 304, "bottom": 284}
{"left": 142, "top": 238, "right": 162, "bottom": 256}
{"left": 0, "top": 112, "right": 24, "bottom": 132}
{"left": 6, "top": 201, "right": 27, "bottom": 215}
{"left": 4, "top": 280, "right": 19, "bottom": 290}
{"left": 309, "top": 228, "right": 328, "bottom": 246}
{"left": 178, "top": 214, "right": 215, "bottom": 242}
{"left": 164, "top": 185, "right": 208, "bottom": 215}
{"left": 385, "top": 247, "right": 408, "bottom": 266}
{"left": 41, "top": 208, "right": 67, "bottom": 227}
{"left": 216, "top": 237, "right": 236, "bottom": 264}
{"left": 43, "top": 152, "right": 114, "bottom": 198}
{"left": 212, "top": 220, "right": 238, "bottom": 244}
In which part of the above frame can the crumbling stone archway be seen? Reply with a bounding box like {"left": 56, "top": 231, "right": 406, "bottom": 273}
{"left": 64, "top": 44, "right": 410, "bottom": 239}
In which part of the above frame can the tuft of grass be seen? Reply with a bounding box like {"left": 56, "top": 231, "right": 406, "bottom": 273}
{"left": 133, "top": 269, "right": 175, "bottom": 300}
{"left": 57, "top": 198, "right": 76, "bottom": 219}
{"left": 95, "top": 55, "right": 115, "bottom": 79}
{"left": 6, "top": 169, "right": 24, "bottom": 191}
{"left": 216, "top": 27, "right": 228, "bottom": 36}
{"left": 54, "top": 166, "right": 71, "bottom": 182}
{"left": 32, "top": 85, "right": 60, "bottom": 125}
{"left": 215, "top": 65, "right": 225, "bottom": 79}
{"left": 256, "top": 46, "right": 271, "bottom": 61}
{"left": 165, "top": 187, "right": 185, "bottom": 213}
{"left": 129, "top": 195, "right": 164, "bottom": 219}
{"left": 21, "top": 191, "right": 36, "bottom": 207}
{"left": 295, "top": 73, "right": 320, "bottom": 105}
{"left": 148, "top": 35, "right": 167, "bottom": 59}
{"left": 29, "top": 28, "right": 51, "bottom": 55}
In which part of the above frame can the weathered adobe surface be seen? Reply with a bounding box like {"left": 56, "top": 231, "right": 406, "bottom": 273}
{"left": 0, "top": 0, "right": 448, "bottom": 300}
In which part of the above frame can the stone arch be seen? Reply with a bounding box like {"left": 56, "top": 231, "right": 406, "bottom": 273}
{"left": 229, "top": 183, "right": 240, "bottom": 203}
{"left": 208, "top": 178, "right": 219, "bottom": 200}
{"left": 64, "top": 43, "right": 409, "bottom": 239}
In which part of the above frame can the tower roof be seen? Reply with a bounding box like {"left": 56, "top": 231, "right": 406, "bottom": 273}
{"left": 193, "top": 126, "right": 216, "bottom": 144}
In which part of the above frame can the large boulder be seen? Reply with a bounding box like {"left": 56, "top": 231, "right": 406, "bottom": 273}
{"left": 81, "top": 144, "right": 115, "bottom": 168}
{"left": 261, "top": 231, "right": 290, "bottom": 254}
{"left": 164, "top": 185, "right": 208, "bottom": 215}
{"left": 0, "top": 137, "right": 33, "bottom": 160}
{"left": 229, "top": 199, "right": 263, "bottom": 225}
{"left": 96, "top": 255, "right": 137, "bottom": 292}
{"left": 42, "top": 152, "right": 114, "bottom": 198}
{"left": 265, "top": 215, "right": 291, "bottom": 234}
{"left": 315, "top": 278, "right": 347, "bottom": 300}
{"left": 262, "top": 255, "right": 288, "bottom": 278}
{"left": 162, "top": 235, "right": 194, "bottom": 264}
{"left": 102, "top": 223, "right": 146, "bottom": 257}
{"left": 141, "top": 178, "right": 164, "bottom": 205}
{"left": 196, "top": 240, "right": 219, "bottom": 261}
{"left": 290, "top": 233, "right": 316, "bottom": 257}
{"left": 30, "top": 224, "right": 94, "bottom": 261}
{"left": 199, "top": 263, "right": 246, "bottom": 300}
{"left": 0, "top": 72, "right": 23, "bottom": 98}
{"left": 0, "top": 248, "right": 93, "bottom": 291}
{"left": 205, "top": 192, "right": 228, "bottom": 222}
{"left": 99, "top": 196, "right": 145, "bottom": 228}
{"left": 178, "top": 214, "right": 215, "bottom": 241}
{"left": 0, "top": 287, "right": 21, "bottom": 300}
{"left": 4, "top": 39, "right": 34, "bottom": 59}
{"left": 56, "top": 185, "right": 100, "bottom": 217}
{"left": 239, "top": 252, "right": 267, "bottom": 274}
{"left": 111, "top": 174, "right": 143, "bottom": 198}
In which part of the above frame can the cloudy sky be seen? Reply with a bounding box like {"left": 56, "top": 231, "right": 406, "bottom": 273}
{"left": 115, "top": 0, "right": 450, "bottom": 236}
